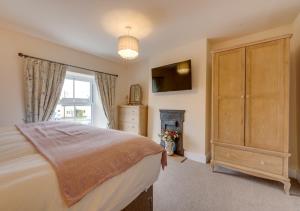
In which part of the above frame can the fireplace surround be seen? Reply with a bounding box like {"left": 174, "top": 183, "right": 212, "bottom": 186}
{"left": 160, "top": 109, "right": 185, "bottom": 156}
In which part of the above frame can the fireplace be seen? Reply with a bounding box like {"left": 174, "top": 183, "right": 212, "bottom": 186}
{"left": 160, "top": 109, "right": 185, "bottom": 156}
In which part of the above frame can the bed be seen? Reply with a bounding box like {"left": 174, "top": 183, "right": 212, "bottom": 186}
{"left": 0, "top": 125, "right": 164, "bottom": 211}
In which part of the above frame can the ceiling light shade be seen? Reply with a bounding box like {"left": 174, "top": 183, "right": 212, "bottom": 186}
{"left": 118, "top": 35, "right": 139, "bottom": 60}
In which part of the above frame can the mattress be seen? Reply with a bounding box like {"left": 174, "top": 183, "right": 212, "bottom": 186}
{"left": 0, "top": 126, "right": 161, "bottom": 211}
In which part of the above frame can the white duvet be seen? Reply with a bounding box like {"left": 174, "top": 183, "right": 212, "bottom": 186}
{"left": 0, "top": 126, "right": 161, "bottom": 211}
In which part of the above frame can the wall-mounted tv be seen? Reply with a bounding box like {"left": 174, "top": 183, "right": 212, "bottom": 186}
{"left": 152, "top": 60, "right": 192, "bottom": 93}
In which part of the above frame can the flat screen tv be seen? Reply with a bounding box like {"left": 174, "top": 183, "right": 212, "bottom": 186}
{"left": 152, "top": 60, "right": 192, "bottom": 93}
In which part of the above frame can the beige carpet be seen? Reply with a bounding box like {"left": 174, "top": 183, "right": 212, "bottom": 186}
{"left": 153, "top": 158, "right": 300, "bottom": 211}
{"left": 169, "top": 154, "right": 187, "bottom": 163}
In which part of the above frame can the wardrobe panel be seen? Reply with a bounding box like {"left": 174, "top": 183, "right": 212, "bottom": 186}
{"left": 245, "top": 40, "right": 286, "bottom": 152}
{"left": 212, "top": 48, "right": 245, "bottom": 146}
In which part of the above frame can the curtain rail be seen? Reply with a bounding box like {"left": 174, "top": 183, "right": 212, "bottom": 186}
{"left": 18, "top": 53, "right": 118, "bottom": 77}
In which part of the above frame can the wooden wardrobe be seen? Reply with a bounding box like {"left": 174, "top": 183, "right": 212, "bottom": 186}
{"left": 210, "top": 35, "right": 292, "bottom": 193}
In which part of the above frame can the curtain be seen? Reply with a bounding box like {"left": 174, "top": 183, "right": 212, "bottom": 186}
{"left": 24, "top": 58, "right": 67, "bottom": 123}
{"left": 95, "top": 72, "right": 117, "bottom": 129}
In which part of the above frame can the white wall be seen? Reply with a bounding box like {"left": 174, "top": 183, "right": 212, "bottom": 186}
{"left": 131, "top": 38, "right": 211, "bottom": 162}
{"left": 0, "top": 27, "right": 128, "bottom": 126}
{"left": 126, "top": 60, "right": 150, "bottom": 105}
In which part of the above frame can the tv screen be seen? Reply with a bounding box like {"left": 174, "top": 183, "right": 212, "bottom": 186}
{"left": 152, "top": 60, "right": 192, "bottom": 93}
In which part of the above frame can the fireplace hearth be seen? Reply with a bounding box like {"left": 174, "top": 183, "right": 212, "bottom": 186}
{"left": 160, "top": 109, "right": 185, "bottom": 156}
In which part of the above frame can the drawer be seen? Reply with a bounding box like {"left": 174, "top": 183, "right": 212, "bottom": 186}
{"left": 119, "top": 107, "right": 138, "bottom": 115}
{"left": 119, "top": 122, "right": 139, "bottom": 133}
{"left": 214, "top": 145, "right": 283, "bottom": 175}
{"left": 119, "top": 108, "right": 139, "bottom": 123}
{"left": 119, "top": 113, "right": 139, "bottom": 123}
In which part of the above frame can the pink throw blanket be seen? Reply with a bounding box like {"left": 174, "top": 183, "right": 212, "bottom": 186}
{"left": 16, "top": 121, "right": 167, "bottom": 206}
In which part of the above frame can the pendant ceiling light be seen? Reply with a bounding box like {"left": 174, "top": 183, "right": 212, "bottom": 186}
{"left": 118, "top": 26, "right": 139, "bottom": 60}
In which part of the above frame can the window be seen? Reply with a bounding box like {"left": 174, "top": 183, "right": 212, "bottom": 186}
{"left": 53, "top": 74, "right": 93, "bottom": 125}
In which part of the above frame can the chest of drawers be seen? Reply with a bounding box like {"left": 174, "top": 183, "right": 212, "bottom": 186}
{"left": 118, "top": 105, "right": 147, "bottom": 136}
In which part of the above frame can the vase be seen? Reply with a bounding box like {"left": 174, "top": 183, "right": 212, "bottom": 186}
{"left": 164, "top": 141, "right": 175, "bottom": 156}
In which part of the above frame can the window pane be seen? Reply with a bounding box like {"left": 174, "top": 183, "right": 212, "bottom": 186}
{"left": 61, "top": 79, "right": 73, "bottom": 98}
{"left": 75, "top": 106, "right": 91, "bottom": 125}
{"left": 64, "top": 106, "right": 75, "bottom": 118}
{"left": 52, "top": 75, "right": 93, "bottom": 125}
{"left": 75, "top": 80, "right": 90, "bottom": 99}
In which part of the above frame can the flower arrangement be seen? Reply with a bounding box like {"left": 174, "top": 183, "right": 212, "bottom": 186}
{"left": 158, "top": 129, "right": 179, "bottom": 142}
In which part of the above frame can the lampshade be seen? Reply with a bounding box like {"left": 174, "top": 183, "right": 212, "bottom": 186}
{"left": 118, "top": 35, "right": 139, "bottom": 60}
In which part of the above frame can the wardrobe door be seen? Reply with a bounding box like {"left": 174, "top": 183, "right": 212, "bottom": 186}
{"left": 245, "top": 39, "right": 289, "bottom": 152}
{"left": 212, "top": 48, "right": 245, "bottom": 146}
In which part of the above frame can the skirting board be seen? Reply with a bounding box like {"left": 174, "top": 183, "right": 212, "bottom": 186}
{"left": 289, "top": 168, "right": 297, "bottom": 179}
{"left": 185, "top": 151, "right": 210, "bottom": 163}
{"left": 288, "top": 168, "right": 300, "bottom": 181}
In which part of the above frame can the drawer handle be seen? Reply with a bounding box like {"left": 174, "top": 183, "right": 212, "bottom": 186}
{"left": 260, "top": 160, "right": 265, "bottom": 165}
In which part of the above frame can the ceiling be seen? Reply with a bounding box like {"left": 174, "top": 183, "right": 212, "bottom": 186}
{"left": 0, "top": 0, "right": 299, "bottom": 62}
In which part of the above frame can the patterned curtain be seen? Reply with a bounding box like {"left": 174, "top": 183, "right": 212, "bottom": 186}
{"left": 95, "top": 73, "right": 117, "bottom": 129}
{"left": 24, "top": 58, "right": 67, "bottom": 123}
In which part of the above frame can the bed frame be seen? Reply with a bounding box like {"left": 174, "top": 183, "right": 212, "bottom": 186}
{"left": 122, "top": 185, "right": 153, "bottom": 211}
